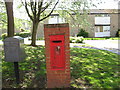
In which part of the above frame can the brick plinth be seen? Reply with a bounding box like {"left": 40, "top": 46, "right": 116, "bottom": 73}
{"left": 44, "top": 23, "right": 70, "bottom": 88}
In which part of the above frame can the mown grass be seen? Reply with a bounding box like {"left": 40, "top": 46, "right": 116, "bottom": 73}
{"left": 2, "top": 46, "right": 46, "bottom": 88}
{"left": 70, "top": 47, "right": 119, "bottom": 88}
{"left": 1, "top": 46, "right": 120, "bottom": 88}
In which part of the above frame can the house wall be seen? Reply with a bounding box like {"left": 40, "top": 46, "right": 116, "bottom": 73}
{"left": 119, "top": 14, "right": 120, "bottom": 29}
{"left": 36, "top": 9, "right": 119, "bottom": 38}
{"left": 86, "top": 15, "right": 95, "bottom": 37}
{"left": 110, "top": 14, "right": 118, "bottom": 37}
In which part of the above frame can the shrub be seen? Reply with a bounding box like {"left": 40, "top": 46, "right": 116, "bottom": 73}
{"left": 115, "top": 29, "right": 120, "bottom": 37}
{"left": 28, "top": 37, "right": 44, "bottom": 40}
{"left": 75, "top": 37, "right": 84, "bottom": 43}
{"left": 77, "top": 29, "right": 89, "bottom": 38}
{"left": 1, "top": 33, "right": 7, "bottom": 40}
{"left": 70, "top": 37, "right": 84, "bottom": 43}
{"left": 16, "top": 32, "right": 31, "bottom": 38}
{"left": 1, "top": 32, "right": 31, "bottom": 40}
{"left": 70, "top": 37, "right": 75, "bottom": 43}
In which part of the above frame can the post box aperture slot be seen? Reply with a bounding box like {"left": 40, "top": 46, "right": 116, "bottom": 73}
{"left": 52, "top": 40, "right": 62, "bottom": 43}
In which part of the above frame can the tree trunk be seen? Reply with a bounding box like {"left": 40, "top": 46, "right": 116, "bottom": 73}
{"left": 5, "top": 1, "right": 14, "bottom": 37}
{"left": 31, "top": 21, "right": 39, "bottom": 46}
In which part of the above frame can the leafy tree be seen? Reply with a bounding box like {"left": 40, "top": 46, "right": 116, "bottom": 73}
{"left": 21, "top": 0, "right": 59, "bottom": 46}
{"left": 58, "top": 0, "right": 102, "bottom": 32}
{"left": 4, "top": 0, "right": 14, "bottom": 37}
{"left": 14, "top": 18, "right": 32, "bottom": 32}
{"left": 0, "top": 1, "right": 7, "bottom": 30}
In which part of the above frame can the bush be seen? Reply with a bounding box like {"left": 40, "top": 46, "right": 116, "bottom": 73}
{"left": 16, "top": 32, "right": 31, "bottom": 38}
{"left": 70, "top": 37, "right": 84, "bottom": 43}
{"left": 75, "top": 37, "right": 84, "bottom": 43}
{"left": 70, "top": 37, "right": 75, "bottom": 43}
{"left": 1, "top": 33, "right": 7, "bottom": 40}
{"left": 115, "top": 29, "right": 120, "bottom": 37}
{"left": 1, "top": 32, "right": 31, "bottom": 40}
{"left": 77, "top": 29, "right": 89, "bottom": 38}
{"left": 29, "top": 37, "right": 44, "bottom": 40}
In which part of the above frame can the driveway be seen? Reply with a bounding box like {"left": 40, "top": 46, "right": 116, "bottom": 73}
{"left": 0, "top": 38, "right": 119, "bottom": 54}
{"left": 84, "top": 40, "right": 119, "bottom": 49}
{"left": 24, "top": 38, "right": 45, "bottom": 45}
{"left": 83, "top": 40, "right": 120, "bottom": 55}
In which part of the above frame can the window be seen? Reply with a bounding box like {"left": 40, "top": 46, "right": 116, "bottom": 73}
{"left": 49, "top": 16, "right": 65, "bottom": 24}
{"left": 95, "top": 26, "right": 110, "bottom": 32}
{"left": 95, "top": 17, "right": 110, "bottom": 25}
{"left": 95, "top": 26, "right": 103, "bottom": 32}
{"left": 103, "top": 26, "right": 110, "bottom": 32}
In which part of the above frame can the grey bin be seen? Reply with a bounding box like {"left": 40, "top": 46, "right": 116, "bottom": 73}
{"left": 4, "top": 36, "right": 25, "bottom": 62}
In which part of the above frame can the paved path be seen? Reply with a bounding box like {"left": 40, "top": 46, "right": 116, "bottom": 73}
{"left": 84, "top": 40, "right": 119, "bottom": 49}
{"left": 83, "top": 40, "right": 120, "bottom": 55}
{"left": 24, "top": 38, "right": 45, "bottom": 45}
{"left": 73, "top": 45, "right": 120, "bottom": 55}
{"left": 0, "top": 38, "right": 120, "bottom": 55}
{"left": 23, "top": 38, "right": 120, "bottom": 55}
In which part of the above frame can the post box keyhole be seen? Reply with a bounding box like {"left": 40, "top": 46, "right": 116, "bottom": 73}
{"left": 56, "top": 46, "right": 60, "bottom": 54}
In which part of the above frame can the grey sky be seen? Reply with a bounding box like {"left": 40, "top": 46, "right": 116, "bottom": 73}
{"left": 90, "top": 0, "right": 119, "bottom": 9}
{"left": 12, "top": 0, "right": 119, "bottom": 19}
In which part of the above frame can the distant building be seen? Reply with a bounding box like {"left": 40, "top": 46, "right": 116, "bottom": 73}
{"left": 37, "top": 9, "right": 120, "bottom": 38}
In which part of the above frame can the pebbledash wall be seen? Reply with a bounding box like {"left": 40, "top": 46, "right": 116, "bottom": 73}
{"left": 36, "top": 9, "right": 120, "bottom": 38}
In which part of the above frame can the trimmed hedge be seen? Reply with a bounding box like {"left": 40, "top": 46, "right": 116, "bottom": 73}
{"left": 1, "top": 32, "right": 31, "bottom": 40}
{"left": 16, "top": 32, "right": 31, "bottom": 38}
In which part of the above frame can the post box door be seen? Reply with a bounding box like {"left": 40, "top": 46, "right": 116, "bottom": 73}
{"left": 50, "top": 35, "right": 65, "bottom": 70}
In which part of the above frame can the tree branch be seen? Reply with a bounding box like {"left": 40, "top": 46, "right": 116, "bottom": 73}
{"left": 30, "top": 0, "right": 35, "bottom": 15}
{"left": 39, "top": 0, "right": 59, "bottom": 22}
{"left": 34, "top": 0, "right": 37, "bottom": 19}
{"left": 40, "top": 1, "right": 52, "bottom": 14}
{"left": 25, "top": 0, "right": 33, "bottom": 21}
{"left": 20, "top": 0, "right": 25, "bottom": 6}
{"left": 64, "top": 10, "right": 76, "bottom": 21}
{"left": 37, "top": 0, "right": 43, "bottom": 20}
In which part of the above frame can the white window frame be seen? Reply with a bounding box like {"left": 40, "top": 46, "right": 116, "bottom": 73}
{"left": 95, "top": 26, "right": 110, "bottom": 32}
{"left": 49, "top": 16, "right": 65, "bottom": 24}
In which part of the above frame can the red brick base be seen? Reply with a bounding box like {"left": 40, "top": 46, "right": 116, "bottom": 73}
{"left": 44, "top": 23, "right": 70, "bottom": 88}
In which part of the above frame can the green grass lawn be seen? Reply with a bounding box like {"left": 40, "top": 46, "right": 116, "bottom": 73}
{"left": 70, "top": 47, "right": 119, "bottom": 88}
{"left": 1, "top": 46, "right": 120, "bottom": 88}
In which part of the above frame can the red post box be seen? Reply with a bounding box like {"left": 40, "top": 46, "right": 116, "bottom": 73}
{"left": 44, "top": 23, "right": 70, "bottom": 88}
{"left": 50, "top": 35, "right": 65, "bottom": 70}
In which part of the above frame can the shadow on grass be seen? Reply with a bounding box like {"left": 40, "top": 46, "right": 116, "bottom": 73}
{"left": 2, "top": 46, "right": 119, "bottom": 88}
{"left": 70, "top": 47, "right": 119, "bottom": 88}
{"left": 2, "top": 46, "right": 46, "bottom": 88}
